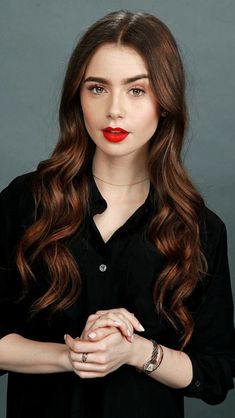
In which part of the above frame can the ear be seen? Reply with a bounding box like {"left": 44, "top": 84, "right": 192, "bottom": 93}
{"left": 161, "top": 109, "right": 168, "bottom": 117}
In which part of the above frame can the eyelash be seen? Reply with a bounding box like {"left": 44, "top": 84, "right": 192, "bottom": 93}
{"left": 87, "top": 84, "right": 145, "bottom": 97}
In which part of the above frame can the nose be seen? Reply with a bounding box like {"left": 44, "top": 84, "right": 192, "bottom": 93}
{"left": 106, "top": 91, "right": 125, "bottom": 120}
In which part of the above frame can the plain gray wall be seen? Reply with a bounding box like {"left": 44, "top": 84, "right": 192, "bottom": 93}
{"left": 0, "top": 0, "right": 234, "bottom": 417}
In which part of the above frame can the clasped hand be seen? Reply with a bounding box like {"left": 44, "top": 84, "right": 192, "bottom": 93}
{"left": 64, "top": 308, "right": 145, "bottom": 379}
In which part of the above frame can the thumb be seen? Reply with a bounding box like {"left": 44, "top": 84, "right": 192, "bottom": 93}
{"left": 64, "top": 333, "right": 78, "bottom": 348}
{"left": 87, "top": 326, "right": 119, "bottom": 341}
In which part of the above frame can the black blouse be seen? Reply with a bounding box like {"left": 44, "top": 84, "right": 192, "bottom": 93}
{"left": 0, "top": 168, "right": 235, "bottom": 418}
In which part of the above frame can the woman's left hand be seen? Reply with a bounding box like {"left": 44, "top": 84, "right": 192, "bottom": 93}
{"left": 80, "top": 308, "right": 144, "bottom": 343}
{"left": 64, "top": 328, "right": 133, "bottom": 379}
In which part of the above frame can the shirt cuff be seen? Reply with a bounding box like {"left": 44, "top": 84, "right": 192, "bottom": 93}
{"left": 181, "top": 351, "right": 204, "bottom": 397}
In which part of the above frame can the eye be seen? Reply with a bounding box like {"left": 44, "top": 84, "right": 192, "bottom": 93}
{"left": 129, "top": 88, "right": 145, "bottom": 97}
{"left": 87, "top": 85, "right": 105, "bottom": 95}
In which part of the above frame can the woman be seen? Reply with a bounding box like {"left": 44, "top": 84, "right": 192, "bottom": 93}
{"left": 0, "top": 10, "right": 234, "bottom": 418}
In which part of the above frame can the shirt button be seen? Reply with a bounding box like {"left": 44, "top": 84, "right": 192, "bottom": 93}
{"left": 99, "top": 264, "right": 107, "bottom": 272}
{"left": 195, "top": 380, "right": 201, "bottom": 387}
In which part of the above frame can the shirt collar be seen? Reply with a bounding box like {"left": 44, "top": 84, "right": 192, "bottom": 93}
{"left": 86, "top": 165, "right": 155, "bottom": 217}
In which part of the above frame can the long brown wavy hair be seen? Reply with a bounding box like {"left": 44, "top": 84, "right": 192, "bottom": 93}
{"left": 16, "top": 10, "right": 208, "bottom": 349}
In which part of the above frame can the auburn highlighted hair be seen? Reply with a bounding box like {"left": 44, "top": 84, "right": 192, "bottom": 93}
{"left": 16, "top": 10, "right": 208, "bottom": 349}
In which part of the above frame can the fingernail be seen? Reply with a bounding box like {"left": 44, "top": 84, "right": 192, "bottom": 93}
{"left": 88, "top": 332, "right": 96, "bottom": 339}
{"left": 64, "top": 334, "right": 67, "bottom": 340}
{"left": 139, "top": 324, "right": 145, "bottom": 331}
{"left": 114, "top": 320, "right": 122, "bottom": 325}
{"left": 127, "top": 329, "right": 132, "bottom": 337}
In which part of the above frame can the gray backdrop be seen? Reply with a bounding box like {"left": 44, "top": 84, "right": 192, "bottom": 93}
{"left": 0, "top": 1, "right": 234, "bottom": 417}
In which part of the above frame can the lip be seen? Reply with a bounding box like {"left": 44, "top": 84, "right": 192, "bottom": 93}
{"left": 102, "top": 126, "right": 129, "bottom": 143}
{"left": 103, "top": 126, "right": 129, "bottom": 133}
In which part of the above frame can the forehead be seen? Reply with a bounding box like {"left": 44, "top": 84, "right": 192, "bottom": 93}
{"left": 84, "top": 43, "right": 148, "bottom": 79}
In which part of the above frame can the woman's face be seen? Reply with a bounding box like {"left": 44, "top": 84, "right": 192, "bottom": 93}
{"left": 80, "top": 43, "right": 161, "bottom": 157}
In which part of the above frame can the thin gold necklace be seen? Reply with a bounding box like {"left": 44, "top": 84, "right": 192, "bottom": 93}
{"left": 92, "top": 173, "right": 149, "bottom": 186}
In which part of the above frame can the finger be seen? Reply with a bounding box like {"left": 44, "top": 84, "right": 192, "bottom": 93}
{"left": 77, "top": 371, "right": 105, "bottom": 379}
{"left": 73, "top": 362, "right": 111, "bottom": 375}
{"left": 86, "top": 316, "right": 133, "bottom": 342}
{"left": 82, "top": 314, "right": 101, "bottom": 334}
{"left": 95, "top": 309, "right": 145, "bottom": 332}
{"left": 79, "top": 313, "right": 105, "bottom": 340}
{"left": 72, "top": 361, "right": 108, "bottom": 373}
{"left": 64, "top": 334, "right": 79, "bottom": 351}
{"left": 82, "top": 313, "right": 107, "bottom": 334}
{"left": 74, "top": 369, "right": 106, "bottom": 379}
{"left": 69, "top": 350, "right": 106, "bottom": 365}
{"left": 94, "top": 312, "right": 135, "bottom": 340}
{"left": 87, "top": 326, "right": 133, "bottom": 344}
{"left": 87, "top": 313, "right": 134, "bottom": 343}
{"left": 87, "top": 326, "right": 119, "bottom": 341}
{"left": 91, "top": 312, "right": 134, "bottom": 335}
{"left": 64, "top": 334, "right": 105, "bottom": 353}
{"left": 108, "top": 313, "right": 134, "bottom": 336}
{"left": 86, "top": 313, "right": 101, "bottom": 323}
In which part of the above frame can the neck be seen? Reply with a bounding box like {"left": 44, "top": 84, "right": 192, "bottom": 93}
{"left": 92, "top": 149, "right": 149, "bottom": 183}
{"left": 91, "top": 150, "right": 150, "bottom": 200}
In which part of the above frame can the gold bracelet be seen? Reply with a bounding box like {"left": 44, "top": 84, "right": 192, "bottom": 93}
{"left": 156, "top": 344, "right": 164, "bottom": 369}
{"left": 136, "top": 342, "right": 164, "bottom": 374}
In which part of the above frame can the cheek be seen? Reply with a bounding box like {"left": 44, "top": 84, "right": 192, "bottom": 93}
{"left": 138, "top": 103, "right": 159, "bottom": 132}
{"left": 80, "top": 97, "right": 99, "bottom": 129}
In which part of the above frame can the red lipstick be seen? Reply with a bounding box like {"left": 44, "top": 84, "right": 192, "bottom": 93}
{"left": 102, "top": 126, "right": 129, "bottom": 143}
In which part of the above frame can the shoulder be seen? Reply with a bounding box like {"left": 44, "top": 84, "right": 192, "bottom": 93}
{"left": 0, "top": 171, "right": 36, "bottom": 196}
{"left": 203, "top": 205, "right": 225, "bottom": 231}
{"left": 0, "top": 171, "right": 36, "bottom": 223}
{"left": 200, "top": 204, "right": 227, "bottom": 257}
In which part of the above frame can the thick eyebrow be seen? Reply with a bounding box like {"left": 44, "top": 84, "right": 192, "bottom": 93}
{"left": 83, "top": 74, "right": 149, "bottom": 85}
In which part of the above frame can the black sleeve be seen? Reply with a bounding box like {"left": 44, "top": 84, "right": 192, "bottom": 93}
{"left": 181, "top": 218, "right": 235, "bottom": 404}
{"left": 0, "top": 174, "right": 35, "bottom": 347}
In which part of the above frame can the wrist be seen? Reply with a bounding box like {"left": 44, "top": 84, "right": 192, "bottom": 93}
{"left": 126, "top": 334, "right": 153, "bottom": 369}
{"left": 60, "top": 344, "right": 73, "bottom": 372}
